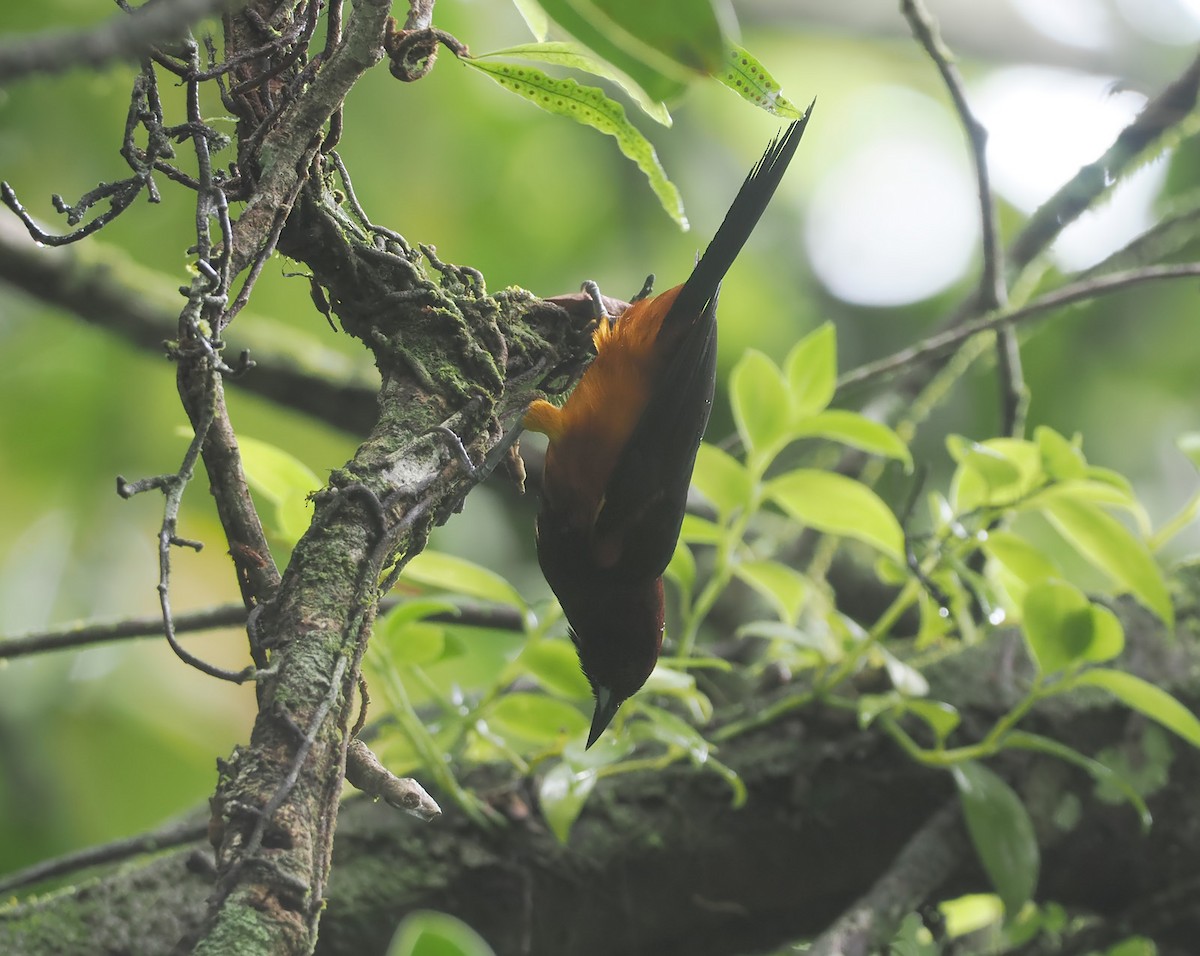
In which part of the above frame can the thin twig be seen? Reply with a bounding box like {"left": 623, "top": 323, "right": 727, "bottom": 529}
{"left": 1008, "top": 51, "right": 1200, "bottom": 280}
{"left": 0, "top": 604, "right": 247, "bottom": 659}
{"left": 0, "top": 818, "right": 207, "bottom": 897}
{"left": 900, "top": 0, "right": 1028, "bottom": 436}
{"left": 837, "top": 263, "right": 1200, "bottom": 393}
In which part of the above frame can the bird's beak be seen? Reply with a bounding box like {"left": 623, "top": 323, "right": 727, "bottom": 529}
{"left": 586, "top": 686, "right": 621, "bottom": 749}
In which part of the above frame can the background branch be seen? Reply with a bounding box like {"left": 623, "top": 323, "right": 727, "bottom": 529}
{"left": 0, "top": 0, "right": 238, "bottom": 84}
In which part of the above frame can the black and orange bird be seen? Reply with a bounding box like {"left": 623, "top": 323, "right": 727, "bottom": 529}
{"left": 524, "top": 106, "right": 813, "bottom": 747}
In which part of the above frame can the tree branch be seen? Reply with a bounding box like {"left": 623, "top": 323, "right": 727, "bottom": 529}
{"left": 0, "top": 0, "right": 238, "bottom": 85}
{"left": 3, "top": 592, "right": 1198, "bottom": 955}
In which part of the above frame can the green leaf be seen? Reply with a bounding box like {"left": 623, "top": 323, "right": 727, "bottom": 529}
{"left": 678, "top": 513, "right": 723, "bottom": 544}
{"left": 533, "top": 0, "right": 696, "bottom": 103}
{"left": 519, "top": 639, "right": 591, "bottom": 699}
{"left": 403, "top": 550, "right": 526, "bottom": 611}
{"left": 386, "top": 910, "right": 497, "bottom": 956}
{"left": 948, "top": 436, "right": 1038, "bottom": 512}
{"left": 939, "top": 894, "right": 1005, "bottom": 939}
{"left": 1022, "top": 580, "right": 1097, "bottom": 674}
{"left": 375, "top": 620, "right": 446, "bottom": 666}
{"left": 1034, "top": 426, "right": 1087, "bottom": 481}
{"left": 984, "top": 530, "right": 1060, "bottom": 591}
{"left": 465, "top": 59, "right": 686, "bottom": 226}
{"left": 691, "top": 442, "right": 753, "bottom": 516}
{"left": 858, "top": 691, "right": 902, "bottom": 728}
{"left": 1005, "top": 731, "right": 1151, "bottom": 831}
{"left": 735, "top": 620, "right": 839, "bottom": 659}
{"left": 477, "top": 42, "right": 671, "bottom": 125}
{"left": 643, "top": 664, "right": 712, "bottom": 724}
{"left": 881, "top": 648, "right": 930, "bottom": 697}
{"left": 1028, "top": 478, "right": 1143, "bottom": 512}
{"left": 577, "top": 0, "right": 724, "bottom": 74}
{"left": 767, "top": 469, "right": 904, "bottom": 561}
{"left": 664, "top": 539, "right": 696, "bottom": 600}
{"left": 238, "top": 434, "right": 321, "bottom": 545}
{"left": 512, "top": 0, "right": 549, "bottom": 40}
{"left": 905, "top": 699, "right": 960, "bottom": 744}
{"left": 718, "top": 44, "right": 805, "bottom": 118}
{"left": 1177, "top": 431, "right": 1200, "bottom": 470}
{"left": 1149, "top": 488, "right": 1200, "bottom": 554}
{"left": 732, "top": 559, "right": 807, "bottom": 622}
{"left": 1072, "top": 669, "right": 1200, "bottom": 749}
{"left": 632, "top": 705, "right": 716, "bottom": 766}
{"left": 784, "top": 322, "right": 836, "bottom": 418}
{"left": 793, "top": 409, "right": 912, "bottom": 468}
{"left": 539, "top": 761, "right": 599, "bottom": 843}
{"left": 1041, "top": 496, "right": 1172, "bottom": 626}
{"left": 953, "top": 761, "right": 1039, "bottom": 915}
{"left": 485, "top": 692, "right": 588, "bottom": 747}
{"left": 730, "top": 349, "right": 791, "bottom": 461}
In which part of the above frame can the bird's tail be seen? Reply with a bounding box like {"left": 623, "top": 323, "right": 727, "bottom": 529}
{"left": 662, "top": 100, "right": 815, "bottom": 334}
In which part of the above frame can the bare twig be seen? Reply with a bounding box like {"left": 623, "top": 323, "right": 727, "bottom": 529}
{"left": 0, "top": 817, "right": 207, "bottom": 897}
{"left": 0, "top": 604, "right": 247, "bottom": 659}
{"left": 1008, "top": 51, "right": 1200, "bottom": 280}
{"left": 837, "top": 263, "right": 1200, "bottom": 393}
{"left": 900, "top": 0, "right": 1028, "bottom": 436}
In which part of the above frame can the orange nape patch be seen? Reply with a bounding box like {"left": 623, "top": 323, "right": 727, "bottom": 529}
{"left": 527, "top": 285, "right": 684, "bottom": 526}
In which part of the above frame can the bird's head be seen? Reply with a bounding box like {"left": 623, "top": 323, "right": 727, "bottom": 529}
{"left": 566, "top": 576, "right": 665, "bottom": 748}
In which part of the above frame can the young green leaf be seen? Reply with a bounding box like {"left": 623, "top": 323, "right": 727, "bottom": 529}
{"left": 793, "top": 409, "right": 912, "bottom": 468}
{"left": 238, "top": 434, "right": 321, "bottom": 545}
{"left": 719, "top": 45, "right": 805, "bottom": 118}
{"left": 881, "top": 647, "right": 930, "bottom": 697}
{"left": 984, "top": 530, "right": 1060, "bottom": 592}
{"left": 403, "top": 550, "right": 526, "bottom": 611}
{"left": 730, "top": 349, "right": 791, "bottom": 461}
{"left": 1034, "top": 426, "right": 1087, "bottom": 481}
{"left": 386, "top": 910, "right": 497, "bottom": 956}
{"left": 1071, "top": 669, "right": 1200, "bottom": 749}
{"left": 691, "top": 442, "right": 753, "bottom": 516}
{"left": 767, "top": 469, "right": 905, "bottom": 561}
{"left": 905, "top": 699, "right": 961, "bottom": 744}
{"left": 539, "top": 762, "right": 599, "bottom": 844}
{"left": 1177, "top": 432, "right": 1200, "bottom": 470}
{"left": 679, "top": 513, "right": 723, "bottom": 545}
{"left": 733, "top": 559, "right": 807, "bottom": 622}
{"left": 1022, "top": 580, "right": 1096, "bottom": 674}
{"left": 785, "top": 322, "right": 836, "bottom": 418}
{"left": 1041, "top": 497, "right": 1172, "bottom": 626}
{"left": 465, "top": 59, "right": 686, "bottom": 226}
{"left": 947, "top": 437, "right": 1034, "bottom": 512}
{"left": 486, "top": 692, "right": 589, "bottom": 747}
{"left": 519, "top": 639, "right": 592, "bottom": 699}
{"left": 512, "top": 0, "right": 549, "bottom": 41}
{"left": 665, "top": 539, "right": 696, "bottom": 601}
{"left": 858, "top": 691, "right": 903, "bottom": 729}
{"left": 375, "top": 621, "right": 445, "bottom": 666}
{"left": 953, "top": 761, "right": 1039, "bottom": 916}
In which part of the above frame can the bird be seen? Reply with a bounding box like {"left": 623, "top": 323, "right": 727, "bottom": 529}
{"left": 523, "top": 105, "right": 813, "bottom": 748}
